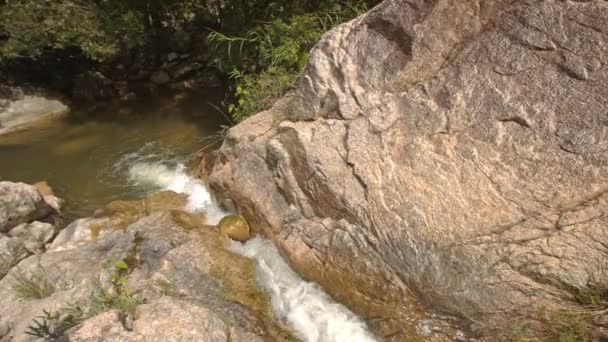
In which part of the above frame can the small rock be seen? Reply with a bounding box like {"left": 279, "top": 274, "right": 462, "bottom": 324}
{"left": 32, "top": 181, "right": 54, "bottom": 197}
{"left": 0, "top": 235, "right": 29, "bottom": 277}
{"left": 150, "top": 71, "right": 171, "bottom": 85}
{"left": 8, "top": 221, "right": 56, "bottom": 253}
{"left": 167, "top": 52, "right": 179, "bottom": 62}
{"left": 218, "top": 215, "right": 251, "bottom": 242}
{"left": 0, "top": 181, "right": 56, "bottom": 233}
{"left": 33, "top": 181, "right": 63, "bottom": 212}
{"left": 73, "top": 71, "right": 115, "bottom": 101}
{"left": 169, "top": 30, "right": 192, "bottom": 52}
{"left": 120, "top": 92, "right": 137, "bottom": 102}
{"left": 129, "top": 69, "right": 150, "bottom": 82}
{"left": 170, "top": 62, "right": 203, "bottom": 80}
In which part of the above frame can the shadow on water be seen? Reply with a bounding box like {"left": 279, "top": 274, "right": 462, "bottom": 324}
{"left": 0, "top": 88, "right": 229, "bottom": 221}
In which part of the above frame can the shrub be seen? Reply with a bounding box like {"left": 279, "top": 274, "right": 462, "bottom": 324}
{"left": 208, "top": 1, "right": 371, "bottom": 122}
{"left": 0, "top": 0, "right": 145, "bottom": 61}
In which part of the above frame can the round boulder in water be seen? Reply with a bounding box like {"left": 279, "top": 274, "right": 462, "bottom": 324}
{"left": 218, "top": 215, "right": 250, "bottom": 242}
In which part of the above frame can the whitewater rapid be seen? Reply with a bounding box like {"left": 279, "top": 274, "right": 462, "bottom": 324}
{"left": 119, "top": 149, "right": 377, "bottom": 342}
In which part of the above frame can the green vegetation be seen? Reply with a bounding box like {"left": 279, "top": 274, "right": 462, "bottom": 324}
{"left": 505, "top": 282, "right": 608, "bottom": 341}
{"left": 10, "top": 269, "right": 55, "bottom": 300}
{"left": 208, "top": 1, "right": 369, "bottom": 122}
{"left": 25, "top": 307, "right": 83, "bottom": 341}
{"left": 89, "top": 259, "right": 144, "bottom": 316}
{"left": 0, "top": 0, "right": 215, "bottom": 61}
{"left": 24, "top": 259, "right": 143, "bottom": 341}
{"left": 0, "top": 0, "right": 373, "bottom": 122}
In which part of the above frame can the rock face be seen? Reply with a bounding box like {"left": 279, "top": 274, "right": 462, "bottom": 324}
{"left": 208, "top": 0, "right": 608, "bottom": 339}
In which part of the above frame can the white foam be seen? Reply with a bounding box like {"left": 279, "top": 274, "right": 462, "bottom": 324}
{"left": 228, "top": 237, "right": 378, "bottom": 342}
{"left": 125, "top": 160, "right": 226, "bottom": 224}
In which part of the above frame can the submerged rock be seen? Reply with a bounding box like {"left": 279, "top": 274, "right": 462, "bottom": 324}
{"left": 0, "top": 87, "right": 69, "bottom": 136}
{"left": 218, "top": 215, "right": 251, "bottom": 242}
{"left": 208, "top": 0, "right": 608, "bottom": 339}
{"left": 73, "top": 71, "right": 116, "bottom": 102}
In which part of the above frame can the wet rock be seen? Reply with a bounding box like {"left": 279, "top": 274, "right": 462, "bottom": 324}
{"left": 169, "top": 30, "right": 192, "bottom": 53}
{"left": 73, "top": 71, "right": 115, "bottom": 102}
{"left": 52, "top": 135, "right": 102, "bottom": 156}
{"left": 218, "top": 215, "right": 251, "bottom": 242}
{"left": 31, "top": 181, "right": 63, "bottom": 216}
{"left": 0, "top": 181, "right": 57, "bottom": 233}
{"left": 150, "top": 71, "right": 171, "bottom": 85}
{"left": 170, "top": 62, "right": 203, "bottom": 80}
{"left": 32, "top": 181, "right": 54, "bottom": 197}
{"left": 169, "top": 72, "right": 222, "bottom": 91}
{"left": 208, "top": 0, "right": 608, "bottom": 339}
{"left": 166, "top": 52, "right": 179, "bottom": 62}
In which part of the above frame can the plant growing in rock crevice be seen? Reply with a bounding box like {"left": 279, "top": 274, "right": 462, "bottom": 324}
{"left": 25, "top": 307, "right": 83, "bottom": 341}
{"left": 10, "top": 268, "right": 55, "bottom": 300}
{"left": 89, "top": 259, "right": 145, "bottom": 317}
{"left": 505, "top": 282, "right": 608, "bottom": 341}
{"left": 24, "top": 259, "right": 145, "bottom": 341}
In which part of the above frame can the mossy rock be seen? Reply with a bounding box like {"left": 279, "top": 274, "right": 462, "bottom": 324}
{"left": 218, "top": 215, "right": 251, "bottom": 242}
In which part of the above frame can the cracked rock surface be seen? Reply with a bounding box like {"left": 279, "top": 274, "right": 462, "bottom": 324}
{"left": 208, "top": 0, "right": 608, "bottom": 339}
{"left": 0, "top": 191, "right": 292, "bottom": 342}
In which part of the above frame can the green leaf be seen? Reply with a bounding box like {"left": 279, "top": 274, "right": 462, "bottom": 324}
{"left": 115, "top": 260, "right": 128, "bottom": 270}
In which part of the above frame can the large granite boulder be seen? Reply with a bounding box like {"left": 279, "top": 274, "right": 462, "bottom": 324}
{"left": 208, "top": 0, "right": 608, "bottom": 339}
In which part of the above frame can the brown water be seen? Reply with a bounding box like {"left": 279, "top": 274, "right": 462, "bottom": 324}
{"left": 0, "top": 90, "right": 226, "bottom": 220}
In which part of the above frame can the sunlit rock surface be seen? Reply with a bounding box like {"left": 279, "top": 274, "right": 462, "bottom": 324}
{"left": 209, "top": 0, "right": 608, "bottom": 338}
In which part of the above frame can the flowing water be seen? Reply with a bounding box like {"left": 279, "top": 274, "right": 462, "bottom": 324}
{"left": 0, "top": 91, "right": 226, "bottom": 220}
{"left": 0, "top": 91, "right": 377, "bottom": 341}
{"left": 136, "top": 154, "right": 378, "bottom": 342}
